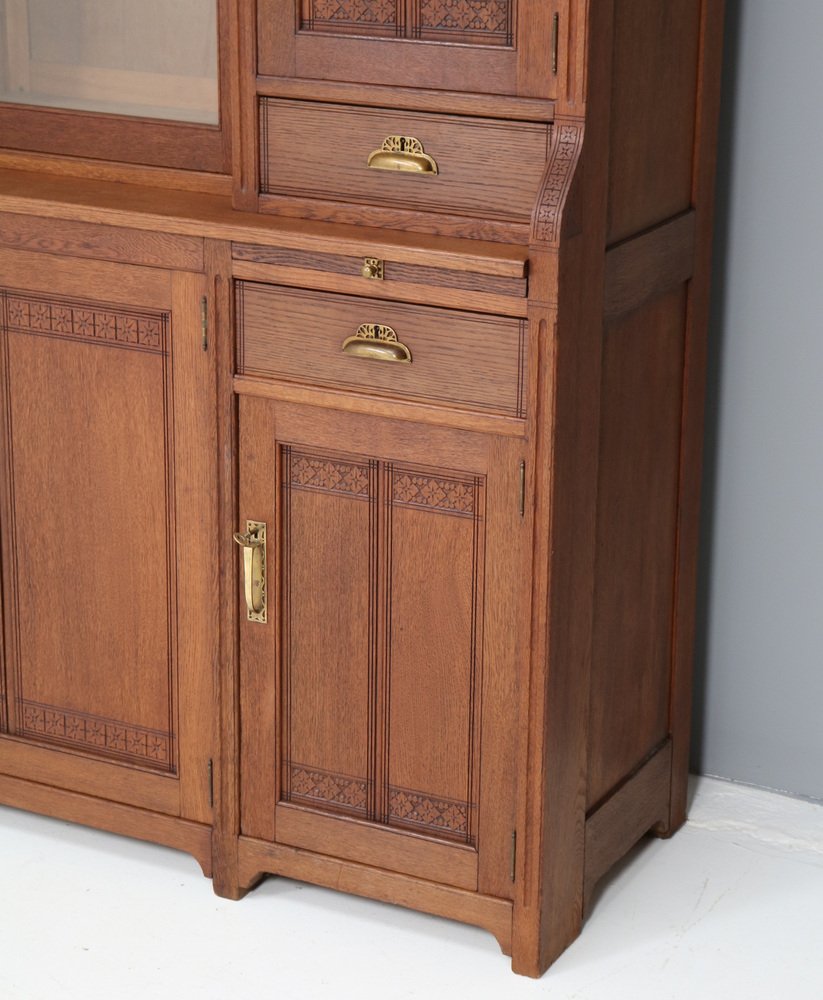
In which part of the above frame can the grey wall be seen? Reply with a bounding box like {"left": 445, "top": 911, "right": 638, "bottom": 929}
{"left": 691, "top": 0, "right": 823, "bottom": 801}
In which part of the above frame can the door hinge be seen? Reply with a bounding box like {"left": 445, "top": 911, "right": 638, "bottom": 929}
{"left": 519, "top": 460, "right": 526, "bottom": 518}
{"left": 207, "top": 758, "right": 214, "bottom": 808}
{"left": 510, "top": 830, "right": 517, "bottom": 882}
{"left": 200, "top": 295, "right": 209, "bottom": 352}
{"left": 552, "top": 13, "right": 559, "bottom": 76}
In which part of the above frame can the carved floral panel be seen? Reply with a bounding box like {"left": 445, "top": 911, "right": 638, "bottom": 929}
{"left": 300, "top": 0, "right": 514, "bottom": 45}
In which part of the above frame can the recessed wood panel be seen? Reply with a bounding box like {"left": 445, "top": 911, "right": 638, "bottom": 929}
{"left": 0, "top": 287, "right": 176, "bottom": 772}
{"left": 280, "top": 448, "right": 375, "bottom": 819}
{"left": 607, "top": 0, "right": 702, "bottom": 243}
{"left": 587, "top": 287, "right": 687, "bottom": 807}
{"left": 259, "top": 99, "right": 550, "bottom": 223}
{"left": 386, "top": 467, "right": 484, "bottom": 843}
{"left": 276, "top": 444, "right": 484, "bottom": 845}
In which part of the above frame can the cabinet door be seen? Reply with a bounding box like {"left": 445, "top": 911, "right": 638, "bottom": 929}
{"left": 239, "top": 398, "right": 528, "bottom": 897}
{"left": 258, "top": 0, "right": 554, "bottom": 99}
{"left": 0, "top": 250, "right": 215, "bottom": 823}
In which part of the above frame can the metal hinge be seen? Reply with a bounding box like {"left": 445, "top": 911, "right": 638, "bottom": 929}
{"left": 200, "top": 295, "right": 208, "bottom": 352}
{"left": 519, "top": 461, "right": 526, "bottom": 518}
{"left": 510, "top": 830, "right": 517, "bottom": 882}
{"left": 208, "top": 758, "right": 214, "bottom": 808}
{"left": 552, "top": 13, "right": 559, "bottom": 75}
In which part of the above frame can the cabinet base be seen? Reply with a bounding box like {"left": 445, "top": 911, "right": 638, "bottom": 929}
{"left": 0, "top": 772, "right": 213, "bottom": 877}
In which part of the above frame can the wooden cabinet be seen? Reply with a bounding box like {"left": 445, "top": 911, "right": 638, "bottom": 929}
{"left": 0, "top": 0, "right": 726, "bottom": 979}
{"left": 0, "top": 239, "right": 217, "bottom": 868}
{"left": 237, "top": 399, "right": 527, "bottom": 896}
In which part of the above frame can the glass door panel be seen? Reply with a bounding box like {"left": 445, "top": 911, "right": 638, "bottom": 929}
{"left": 0, "top": 0, "right": 218, "bottom": 124}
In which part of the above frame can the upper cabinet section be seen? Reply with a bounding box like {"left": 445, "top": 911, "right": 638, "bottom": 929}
{"left": 257, "top": 0, "right": 556, "bottom": 98}
{"left": 0, "top": 0, "right": 230, "bottom": 175}
{"left": 0, "top": 0, "right": 219, "bottom": 123}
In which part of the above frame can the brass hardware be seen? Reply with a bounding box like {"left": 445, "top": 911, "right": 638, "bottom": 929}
{"left": 361, "top": 257, "right": 384, "bottom": 280}
{"left": 200, "top": 295, "right": 208, "bottom": 352}
{"left": 552, "top": 13, "right": 559, "bottom": 75}
{"left": 519, "top": 461, "right": 526, "bottom": 518}
{"left": 510, "top": 830, "right": 517, "bottom": 882}
{"left": 367, "top": 136, "right": 438, "bottom": 175}
{"left": 342, "top": 324, "right": 412, "bottom": 364}
{"left": 233, "top": 520, "right": 267, "bottom": 623}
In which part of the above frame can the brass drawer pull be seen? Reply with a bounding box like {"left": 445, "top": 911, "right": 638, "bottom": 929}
{"left": 342, "top": 324, "right": 412, "bottom": 364}
{"left": 367, "top": 136, "right": 438, "bottom": 175}
{"left": 233, "top": 521, "right": 267, "bottom": 623}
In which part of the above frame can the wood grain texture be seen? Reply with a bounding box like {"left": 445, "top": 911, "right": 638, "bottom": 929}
{"left": 667, "top": 0, "right": 726, "bottom": 834}
{"left": 0, "top": 212, "right": 204, "bottom": 272}
{"left": 587, "top": 287, "right": 687, "bottom": 809}
{"left": 606, "top": 0, "right": 702, "bottom": 244}
{"left": 260, "top": 99, "right": 550, "bottom": 224}
{"left": 257, "top": 0, "right": 554, "bottom": 97}
{"left": 232, "top": 244, "right": 528, "bottom": 299}
{"left": 238, "top": 834, "right": 513, "bottom": 953}
{"left": 255, "top": 75, "right": 555, "bottom": 121}
{"left": 0, "top": 771, "right": 211, "bottom": 876}
{"left": 237, "top": 282, "right": 527, "bottom": 418}
{"left": 0, "top": 169, "right": 529, "bottom": 275}
{"left": 583, "top": 738, "right": 672, "bottom": 906}
{"left": 603, "top": 211, "right": 696, "bottom": 321}
{"left": 237, "top": 399, "right": 528, "bottom": 896}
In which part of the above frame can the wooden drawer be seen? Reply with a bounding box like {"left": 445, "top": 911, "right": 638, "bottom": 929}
{"left": 259, "top": 99, "right": 551, "bottom": 223}
{"left": 236, "top": 282, "right": 527, "bottom": 419}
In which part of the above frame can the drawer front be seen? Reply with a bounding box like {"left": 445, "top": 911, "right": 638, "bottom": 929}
{"left": 260, "top": 99, "right": 551, "bottom": 223}
{"left": 237, "top": 282, "right": 527, "bottom": 419}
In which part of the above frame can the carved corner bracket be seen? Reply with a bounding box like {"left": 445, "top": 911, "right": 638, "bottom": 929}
{"left": 531, "top": 121, "right": 586, "bottom": 249}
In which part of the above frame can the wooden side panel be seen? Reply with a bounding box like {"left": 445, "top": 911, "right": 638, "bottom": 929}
{"left": 587, "top": 287, "right": 687, "bottom": 807}
{"left": 606, "top": 0, "right": 702, "bottom": 244}
{"left": 1, "top": 288, "right": 176, "bottom": 773}
{"left": 280, "top": 449, "right": 375, "bottom": 819}
{"left": 386, "top": 467, "right": 484, "bottom": 844}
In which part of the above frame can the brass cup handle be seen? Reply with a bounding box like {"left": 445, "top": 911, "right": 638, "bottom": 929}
{"left": 233, "top": 522, "right": 266, "bottom": 622}
{"left": 367, "top": 136, "right": 438, "bottom": 175}
{"left": 342, "top": 324, "right": 412, "bottom": 364}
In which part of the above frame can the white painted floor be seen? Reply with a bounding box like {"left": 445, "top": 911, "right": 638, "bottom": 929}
{"left": 1, "top": 776, "right": 821, "bottom": 999}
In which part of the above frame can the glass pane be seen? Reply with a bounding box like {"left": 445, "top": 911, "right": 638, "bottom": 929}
{"left": 0, "top": 0, "right": 218, "bottom": 124}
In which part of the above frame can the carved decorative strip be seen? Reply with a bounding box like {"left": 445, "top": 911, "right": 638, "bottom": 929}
{"left": 389, "top": 786, "right": 470, "bottom": 838}
{"left": 19, "top": 700, "right": 173, "bottom": 771}
{"left": 287, "top": 762, "right": 369, "bottom": 814}
{"left": 301, "top": 0, "right": 402, "bottom": 36}
{"left": 391, "top": 470, "right": 477, "bottom": 517}
{"left": 532, "top": 123, "right": 585, "bottom": 246}
{"left": 416, "top": 0, "right": 512, "bottom": 42}
{"left": 4, "top": 291, "right": 168, "bottom": 354}
{"left": 289, "top": 451, "right": 371, "bottom": 498}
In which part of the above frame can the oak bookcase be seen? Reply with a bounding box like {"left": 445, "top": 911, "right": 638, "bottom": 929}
{"left": 0, "top": 0, "right": 724, "bottom": 976}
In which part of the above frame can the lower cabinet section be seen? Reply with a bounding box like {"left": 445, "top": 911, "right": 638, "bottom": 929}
{"left": 0, "top": 248, "right": 216, "bottom": 826}
{"left": 237, "top": 398, "right": 530, "bottom": 899}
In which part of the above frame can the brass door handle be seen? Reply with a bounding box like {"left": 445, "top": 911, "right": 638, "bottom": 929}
{"left": 233, "top": 521, "right": 266, "bottom": 623}
{"left": 367, "top": 136, "right": 438, "bottom": 175}
{"left": 342, "top": 324, "right": 412, "bottom": 364}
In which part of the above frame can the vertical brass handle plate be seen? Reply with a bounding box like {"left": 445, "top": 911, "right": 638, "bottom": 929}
{"left": 233, "top": 521, "right": 267, "bottom": 623}
{"left": 367, "top": 136, "right": 438, "bottom": 174}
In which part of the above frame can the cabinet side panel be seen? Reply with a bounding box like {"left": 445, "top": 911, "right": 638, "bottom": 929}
{"left": 587, "top": 287, "right": 686, "bottom": 807}
{"left": 606, "top": 0, "right": 702, "bottom": 244}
